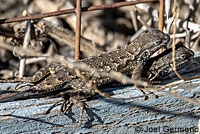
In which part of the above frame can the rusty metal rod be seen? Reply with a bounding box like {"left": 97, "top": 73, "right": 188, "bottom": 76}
{"left": 0, "top": 0, "right": 159, "bottom": 24}
{"left": 75, "top": 0, "right": 82, "bottom": 61}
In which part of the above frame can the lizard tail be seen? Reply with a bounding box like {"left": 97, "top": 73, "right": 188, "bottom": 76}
{"left": 0, "top": 91, "right": 33, "bottom": 103}
{"left": 0, "top": 88, "right": 63, "bottom": 103}
{"left": 0, "top": 90, "right": 42, "bottom": 103}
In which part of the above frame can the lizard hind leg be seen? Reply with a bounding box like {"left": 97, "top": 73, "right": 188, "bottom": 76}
{"left": 61, "top": 97, "right": 92, "bottom": 126}
{"left": 44, "top": 97, "right": 92, "bottom": 126}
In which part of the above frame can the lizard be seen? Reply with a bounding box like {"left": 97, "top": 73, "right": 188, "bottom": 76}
{"left": 142, "top": 44, "right": 194, "bottom": 82}
{"left": 0, "top": 42, "right": 193, "bottom": 114}
{"left": 0, "top": 29, "right": 171, "bottom": 124}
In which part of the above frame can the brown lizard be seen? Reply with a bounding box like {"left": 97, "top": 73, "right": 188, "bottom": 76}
{"left": 0, "top": 29, "right": 170, "bottom": 124}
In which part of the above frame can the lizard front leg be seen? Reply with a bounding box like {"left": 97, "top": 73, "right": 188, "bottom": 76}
{"left": 132, "top": 62, "right": 158, "bottom": 99}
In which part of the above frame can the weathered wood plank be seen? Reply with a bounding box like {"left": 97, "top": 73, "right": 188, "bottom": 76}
{"left": 0, "top": 56, "right": 200, "bottom": 134}
{"left": 0, "top": 78, "right": 200, "bottom": 134}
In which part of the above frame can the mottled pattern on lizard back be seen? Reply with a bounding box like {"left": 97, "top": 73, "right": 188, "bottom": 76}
{"left": 79, "top": 29, "right": 170, "bottom": 74}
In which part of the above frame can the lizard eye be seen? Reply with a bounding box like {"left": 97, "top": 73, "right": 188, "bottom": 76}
{"left": 144, "top": 50, "right": 150, "bottom": 57}
{"left": 138, "top": 50, "right": 151, "bottom": 62}
{"left": 154, "top": 40, "right": 162, "bottom": 45}
{"left": 180, "top": 55, "right": 186, "bottom": 59}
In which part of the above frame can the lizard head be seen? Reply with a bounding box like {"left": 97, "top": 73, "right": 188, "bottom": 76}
{"left": 137, "top": 29, "right": 170, "bottom": 62}
{"left": 143, "top": 44, "right": 194, "bottom": 81}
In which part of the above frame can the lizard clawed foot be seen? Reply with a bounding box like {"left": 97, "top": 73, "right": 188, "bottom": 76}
{"left": 135, "top": 87, "right": 149, "bottom": 100}
{"left": 44, "top": 97, "right": 92, "bottom": 126}
{"left": 15, "top": 82, "right": 35, "bottom": 91}
{"left": 60, "top": 97, "right": 92, "bottom": 126}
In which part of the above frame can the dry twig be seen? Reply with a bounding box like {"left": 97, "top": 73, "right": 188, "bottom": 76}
{"left": 19, "top": 11, "right": 31, "bottom": 78}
